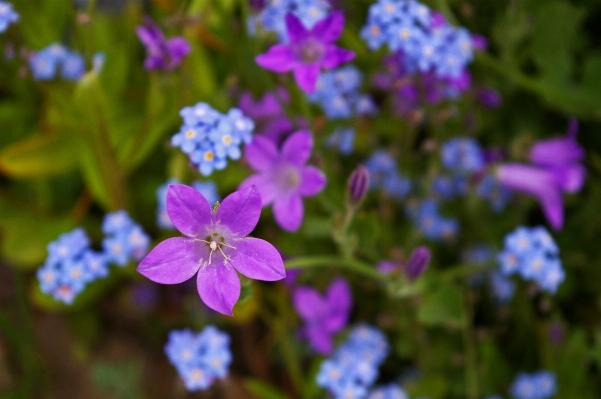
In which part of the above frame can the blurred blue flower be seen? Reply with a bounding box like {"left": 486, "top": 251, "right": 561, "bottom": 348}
{"left": 165, "top": 326, "right": 232, "bottom": 392}
{"left": 101, "top": 210, "right": 150, "bottom": 266}
{"left": 440, "top": 137, "right": 484, "bottom": 173}
{"left": 368, "top": 383, "right": 410, "bottom": 399}
{"left": 254, "top": 0, "right": 331, "bottom": 42}
{"left": 365, "top": 149, "right": 411, "bottom": 200}
{"left": 497, "top": 226, "right": 564, "bottom": 294}
{"left": 29, "top": 43, "right": 86, "bottom": 81}
{"left": 0, "top": 1, "right": 18, "bottom": 33}
{"left": 510, "top": 371, "right": 556, "bottom": 399}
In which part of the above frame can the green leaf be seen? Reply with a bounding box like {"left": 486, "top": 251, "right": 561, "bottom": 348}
{"left": 417, "top": 283, "right": 466, "bottom": 328}
{"left": 244, "top": 378, "right": 291, "bottom": 399}
{"left": 0, "top": 133, "right": 79, "bottom": 178}
{"left": 0, "top": 214, "right": 73, "bottom": 267}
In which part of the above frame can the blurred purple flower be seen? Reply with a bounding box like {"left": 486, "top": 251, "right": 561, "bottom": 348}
{"left": 255, "top": 11, "right": 355, "bottom": 93}
{"left": 239, "top": 130, "right": 327, "bottom": 232}
{"left": 496, "top": 119, "right": 586, "bottom": 230}
{"left": 293, "top": 277, "right": 352, "bottom": 354}
{"left": 136, "top": 17, "right": 191, "bottom": 71}
{"left": 137, "top": 184, "right": 285, "bottom": 315}
{"left": 476, "top": 87, "right": 502, "bottom": 108}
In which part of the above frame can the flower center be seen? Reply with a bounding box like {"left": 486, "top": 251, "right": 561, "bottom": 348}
{"left": 297, "top": 39, "right": 325, "bottom": 64}
{"left": 197, "top": 231, "right": 237, "bottom": 266}
{"left": 277, "top": 167, "right": 301, "bottom": 191}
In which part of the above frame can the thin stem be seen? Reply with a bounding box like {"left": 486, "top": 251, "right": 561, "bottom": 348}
{"left": 284, "top": 256, "right": 388, "bottom": 282}
{"left": 462, "top": 287, "right": 479, "bottom": 399}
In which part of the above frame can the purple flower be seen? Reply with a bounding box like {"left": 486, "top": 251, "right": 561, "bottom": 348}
{"left": 239, "top": 130, "right": 327, "bottom": 232}
{"left": 529, "top": 118, "right": 585, "bottom": 170}
{"left": 405, "top": 245, "right": 431, "bottom": 280}
{"left": 293, "top": 277, "right": 352, "bottom": 354}
{"left": 137, "top": 184, "right": 286, "bottom": 315}
{"left": 496, "top": 164, "right": 565, "bottom": 230}
{"left": 136, "top": 17, "right": 191, "bottom": 71}
{"left": 496, "top": 119, "right": 586, "bottom": 230}
{"left": 255, "top": 11, "right": 355, "bottom": 93}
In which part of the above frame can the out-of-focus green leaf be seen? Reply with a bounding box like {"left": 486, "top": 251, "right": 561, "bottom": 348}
{"left": 244, "top": 378, "right": 291, "bottom": 399}
{"left": 184, "top": 39, "right": 218, "bottom": 99}
{"left": 0, "top": 214, "right": 73, "bottom": 267}
{"left": 0, "top": 133, "right": 79, "bottom": 178}
{"left": 417, "top": 283, "right": 466, "bottom": 328}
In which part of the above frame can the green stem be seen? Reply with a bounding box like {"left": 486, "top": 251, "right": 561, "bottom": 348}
{"left": 284, "top": 256, "right": 388, "bottom": 282}
{"left": 462, "top": 287, "right": 479, "bottom": 399}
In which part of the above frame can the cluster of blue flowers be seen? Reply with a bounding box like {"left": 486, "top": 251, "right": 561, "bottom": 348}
{"left": 171, "top": 103, "right": 254, "bottom": 176}
{"left": 365, "top": 149, "right": 412, "bottom": 200}
{"left": 102, "top": 210, "right": 150, "bottom": 266}
{"left": 37, "top": 211, "right": 150, "bottom": 304}
{"left": 0, "top": 1, "right": 18, "bottom": 32}
{"left": 252, "top": 0, "right": 331, "bottom": 42}
{"left": 440, "top": 137, "right": 484, "bottom": 173}
{"left": 406, "top": 199, "right": 458, "bottom": 240}
{"left": 497, "top": 226, "right": 565, "bottom": 294}
{"left": 361, "top": 0, "right": 474, "bottom": 79}
{"left": 509, "top": 370, "right": 557, "bottom": 399}
{"left": 37, "top": 229, "right": 109, "bottom": 304}
{"left": 326, "top": 127, "right": 356, "bottom": 155}
{"left": 368, "top": 383, "right": 410, "bottom": 399}
{"left": 316, "top": 324, "right": 390, "bottom": 399}
{"left": 164, "top": 326, "right": 232, "bottom": 391}
{"left": 309, "top": 65, "right": 377, "bottom": 120}
{"left": 156, "top": 179, "right": 220, "bottom": 229}
{"left": 476, "top": 174, "right": 512, "bottom": 212}
{"left": 29, "top": 43, "right": 86, "bottom": 81}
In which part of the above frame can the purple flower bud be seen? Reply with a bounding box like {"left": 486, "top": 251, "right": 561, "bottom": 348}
{"left": 347, "top": 164, "right": 370, "bottom": 205}
{"left": 406, "top": 246, "right": 431, "bottom": 280}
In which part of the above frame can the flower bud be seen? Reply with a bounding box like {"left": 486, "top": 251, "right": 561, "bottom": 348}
{"left": 406, "top": 246, "right": 431, "bottom": 280}
{"left": 347, "top": 164, "right": 369, "bottom": 206}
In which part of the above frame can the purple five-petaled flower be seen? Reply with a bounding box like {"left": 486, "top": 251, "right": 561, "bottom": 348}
{"left": 496, "top": 118, "right": 585, "bottom": 230}
{"left": 255, "top": 11, "right": 355, "bottom": 94}
{"left": 292, "top": 277, "right": 352, "bottom": 354}
{"left": 136, "top": 16, "right": 191, "bottom": 71}
{"left": 239, "top": 130, "right": 327, "bottom": 232}
{"left": 137, "top": 184, "right": 285, "bottom": 315}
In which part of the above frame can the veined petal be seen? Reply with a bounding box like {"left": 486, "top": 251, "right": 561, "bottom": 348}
{"left": 293, "top": 286, "right": 326, "bottom": 320}
{"left": 293, "top": 64, "right": 320, "bottom": 94}
{"left": 255, "top": 44, "right": 296, "bottom": 73}
{"left": 239, "top": 174, "right": 277, "bottom": 206}
{"left": 167, "top": 184, "right": 213, "bottom": 237}
{"left": 285, "top": 13, "right": 309, "bottom": 43}
{"left": 215, "top": 185, "right": 262, "bottom": 236}
{"left": 299, "top": 166, "right": 327, "bottom": 196}
{"left": 311, "top": 11, "right": 345, "bottom": 43}
{"left": 282, "top": 130, "right": 313, "bottom": 166}
{"left": 197, "top": 264, "right": 240, "bottom": 316}
{"left": 321, "top": 46, "right": 355, "bottom": 69}
{"left": 273, "top": 195, "right": 304, "bottom": 232}
{"left": 137, "top": 237, "right": 200, "bottom": 284}
{"left": 230, "top": 237, "right": 285, "bottom": 281}
{"left": 244, "top": 136, "right": 279, "bottom": 172}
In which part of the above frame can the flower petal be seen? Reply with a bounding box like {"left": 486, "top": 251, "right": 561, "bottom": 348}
{"left": 239, "top": 174, "right": 277, "bottom": 206}
{"left": 167, "top": 184, "right": 213, "bottom": 237}
{"left": 137, "top": 237, "right": 200, "bottom": 284}
{"left": 321, "top": 46, "right": 355, "bottom": 69}
{"left": 244, "top": 136, "right": 279, "bottom": 172}
{"left": 306, "top": 325, "right": 333, "bottom": 354}
{"left": 215, "top": 185, "right": 262, "bottom": 236}
{"left": 273, "top": 195, "right": 304, "bottom": 232}
{"left": 293, "top": 286, "right": 326, "bottom": 320}
{"left": 311, "top": 11, "right": 345, "bottom": 43}
{"left": 282, "top": 130, "right": 313, "bottom": 166}
{"left": 166, "top": 37, "right": 191, "bottom": 59}
{"left": 324, "top": 277, "right": 352, "bottom": 332}
{"left": 285, "top": 12, "right": 309, "bottom": 43}
{"left": 299, "top": 165, "right": 327, "bottom": 196}
{"left": 255, "top": 44, "right": 296, "bottom": 73}
{"left": 197, "top": 264, "right": 240, "bottom": 315}
{"left": 293, "top": 64, "right": 320, "bottom": 94}
{"left": 230, "top": 237, "right": 285, "bottom": 281}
